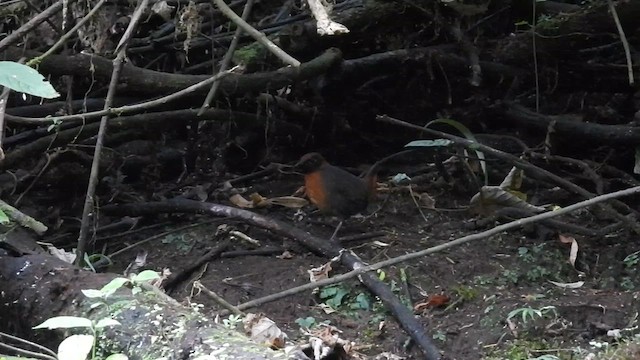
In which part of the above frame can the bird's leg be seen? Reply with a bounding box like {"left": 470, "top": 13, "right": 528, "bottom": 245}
{"left": 328, "top": 220, "right": 343, "bottom": 242}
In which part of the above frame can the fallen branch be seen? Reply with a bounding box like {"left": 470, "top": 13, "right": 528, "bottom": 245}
{"left": 0, "top": 47, "right": 340, "bottom": 97}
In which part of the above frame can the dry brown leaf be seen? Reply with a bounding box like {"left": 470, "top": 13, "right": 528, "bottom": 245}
{"left": 469, "top": 186, "right": 545, "bottom": 216}
{"left": 500, "top": 166, "right": 524, "bottom": 190}
{"left": 47, "top": 245, "right": 76, "bottom": 264}
{"left": 229, "top": 194, "right": 256, "bottom": 208}
{"left": 308, "top": 262, "right": 333, "bottom": 282}
{"left": 243, "top": 313, "right": 288, "bottom": 349}
{"left": 559, "top": 234, "right": 579, "bottom": 269}
{"left": 264, "top": 196, "right": 309, "bottom": 208}
{"left": 276, "top": 250, "right": 294, "bottom": 259}
{"left": 412, "top": 191, "right": 436, "bottom": 209}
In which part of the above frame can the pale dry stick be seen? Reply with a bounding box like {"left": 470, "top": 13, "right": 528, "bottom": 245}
{"left": 199, "top": 0, "right": 255, "bottom": 115}
{"left": 211, "top": 0, "right": 300, "bottom": 67}
{"left": 0, "top": 0, "right": 65, "bottom": 52}
{"left": 76, "top": 0, "right": 151, "bottom": 266}
{"left": 194, "top": 281, "right": 244, "bottom": 316}
{"left": 607, "top": 0, "right": 634, "bottom": 85}
{"left": 26, "top": 0, "right": 107, "bottom": 67}
{"left": 6, "top": 67, "right": 239, "bottom": 125}
{"left": 224, "top": 186, "right": 640, "bottom": 314}
{"left": 306, "top": 0, "right": 349, "bottom": 35}
{"left": 0, "top": 199, "right": 48, "bottom": 234}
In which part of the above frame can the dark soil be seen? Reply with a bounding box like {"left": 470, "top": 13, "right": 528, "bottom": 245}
{"left": 95, "top": 160, "right": 640, "bottom": 360}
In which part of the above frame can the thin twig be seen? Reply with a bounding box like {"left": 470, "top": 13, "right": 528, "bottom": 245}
{"left": 607, "top": 0, "right": 634, "bottom": 85}
{"left": 195, "top": 280, "right": 244, "bottom": 316}
{"left": 211, "top": 0, "right": 300, "bottom": 66}
{"left": 76, "top": 0, "right": 151, "bottom": 265}
{"left": 199, "top": 0, "right": 255, "bottom": 115}
{"left": 224, "top": 186, "right": 640, "bottom": 314}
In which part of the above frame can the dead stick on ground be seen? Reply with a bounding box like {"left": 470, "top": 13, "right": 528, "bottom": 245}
{"left": 194, "top": 281, "right": 244, "bottom": 316}
{"left": 222, "top": 185, "right": 640, "bottom": 314}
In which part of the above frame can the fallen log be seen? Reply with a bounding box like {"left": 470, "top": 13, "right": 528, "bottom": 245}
{"left": 0, "top": 253, "right": 282, "bottom": 359}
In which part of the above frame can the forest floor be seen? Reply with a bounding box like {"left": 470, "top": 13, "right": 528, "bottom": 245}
{"left": 99, "top": 165, "right": 640, "bottom": 360}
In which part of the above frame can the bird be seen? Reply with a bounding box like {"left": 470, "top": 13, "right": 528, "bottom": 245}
{"left": 294, "top": 152, "right": 377, "bottom": 241}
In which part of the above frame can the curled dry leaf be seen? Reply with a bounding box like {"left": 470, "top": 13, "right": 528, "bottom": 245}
{"left": 229, "top": 194, "right": 255, "bottom": 208}
{"left": 548, "top": 280, "right": 584, "bottom": 289}
{"left": 47, "top": 245, "right": 76, "bottom": 264}
{"left": 265, "top": 196, "right": 309, "bottom": 208}
{"left": 308, "top": 262, "right": 333, "bottom": 282}
{"left": 276, "top": 250, "right": 294, "bottom": 259}
{"left": 243, "top": 313, "right": 288, "bottom": 349}
{"left": 469, "top": 185, "right": 545, "bottom": 216}
{"left": 230, "top": 193, "right": 308, "bottom": 209}
{"left": 412, "top": 191, "right": 436, "bottom": 209}
{"left": 558, "top": 234, "right": 579, "bottom": 270}
{"left": 499, "top": 166, "right": 524, "bottom": 191}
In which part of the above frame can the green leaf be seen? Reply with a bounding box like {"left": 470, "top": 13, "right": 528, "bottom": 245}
{"left": 105, "top": 354, "right": 128, "bottom": 360}
{"left": 0, "top": 209, "right": 9, "bottom": 225}
{"left": 33, "top": 316, "right": 92, "bottom": 330}
{"left": 319, "top": 286, "right": 339, "bottom": 299}
{"left": 131, "top": 270, "right": 160, "bottom": 283}
{"left": 404, "top": 139, "right": 453, "bottom": 148}
{"left": 57, "top": 334, "right": 94, "bottom": 360}
{"left": 95, "top": 318, "right": 121, "bottom": 329}
{"left": 294, "top": 316, "right": 316, "bottom": 328}
{"left": 0, "top": 61, "right": 59, "bottom": 99}
{"left": 425, "top": 118, "right": 488, "bottom": 186}
{"left": 351, "top": 293, "right": 371, "bottom": 310}
{"left": 100, "top": 277, "right": 129, "bottom": 296}
{"left": 81, "top": 289, "right": 104, "bottom": 298}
